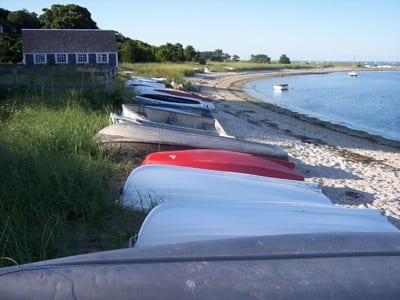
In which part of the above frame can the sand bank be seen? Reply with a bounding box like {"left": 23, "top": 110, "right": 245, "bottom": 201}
{"left": 187, "top": 69, "right": 400, "bottom": 229}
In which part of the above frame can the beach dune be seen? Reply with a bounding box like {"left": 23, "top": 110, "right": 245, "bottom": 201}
{"left": 188, "top": 69, "right": 400, "bottom": 229}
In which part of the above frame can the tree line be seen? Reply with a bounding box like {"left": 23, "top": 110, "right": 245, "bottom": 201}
{"left": 0, "top": 4, "right": 290, "bottom": 64}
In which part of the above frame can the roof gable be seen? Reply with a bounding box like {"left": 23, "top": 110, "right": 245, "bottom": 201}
{"left": 22, "top": 29, "right": 117, "bottom": 53}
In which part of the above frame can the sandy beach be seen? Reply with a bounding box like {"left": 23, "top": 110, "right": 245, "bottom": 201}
{"left": 187, "top": 69, "right": 400, "bottom": 229}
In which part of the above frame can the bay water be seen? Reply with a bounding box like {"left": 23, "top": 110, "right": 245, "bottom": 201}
{"left": 243, "top": 71, "right": 400, "bottom": 141}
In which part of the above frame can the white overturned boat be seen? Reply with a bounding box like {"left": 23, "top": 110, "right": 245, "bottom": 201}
{"left": 273, "top": 83, "right": 289, "bottom": 90}
{"left": 120, "top": 164, "right": 330, "bottom": 212}
{"left": 95, "top": 122, "right": 288, "bottom": 159}
{"left": 124, "top": 76, "right": 166, "bottom": 94}
{"left": 135, "top": 88, "right": 215, "bottom": 111}
{"left": 134, "top": 201, "right": 398, "bottom": 247}
{"left": 2, "top": 233, "right": 400, "bottom": 299}
{"left": 112, "top": 103, "right": 230, "bottom": 136}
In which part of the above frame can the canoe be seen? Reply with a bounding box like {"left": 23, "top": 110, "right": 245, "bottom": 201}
{"left": 135, "top": 88, "right": 215, "bottom": 111}
{"left": 120, "top": 164, "right": 329, "bottom": 211}
{"left": 95, "top": 122, "right": 288, "bottom": 160}
{"left": 141, "top": 149, "right": 304, "bottom": 180}
{"left": 2, "top": 233, "right": 400, "bottom": 299}
{"left": 115, "top": 104, "right": 231, "bottom": 137}
{"left": 134, "top": 201, "right": 398, "bottom": 247}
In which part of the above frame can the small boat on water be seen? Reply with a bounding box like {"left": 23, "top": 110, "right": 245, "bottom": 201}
{"left": 273, "top": 84, "right": 289, "bottom": 90}
{"left": 348, "top": 56, "right": 358, "bottom": 76}
{"left": 141, "top": 149, "right": 304, "bottom": 180}
{"left": 348, "top": 71, "right": 358, "bottom": 76}
{"left": 120, "top": 164, "right": 326, "bottom": 211}
{"left": 135, "top": 88, "right": 215, "bottom": 111}
{"left": 117, "top": 104, "right": 229, "bottom": 136}
{"left": 2, "top": 233, "right": 400, "bottom": 299}
{"left": 95, "top": 122, "right": 288, "bottom": 160}
{"left": 134, "top": 201, "right": 398, "bottom": 247}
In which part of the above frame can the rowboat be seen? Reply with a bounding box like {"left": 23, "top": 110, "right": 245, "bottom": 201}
{"left": 134, "top": 201, "right": 398, "bottom": 247}
{"left": 141, "top": 149, "right": 304, "bottom": 180}
{"left": 135, "top": 88, "right": 215, "bottom": 111}
{"left": 115, "top": 104, "right": 230, "bottom": 136}
{"left": 273, "top": 84, "right": 289, "bottom": 90}
{"left": 124, "top": 76, "right": 166, "bottom": 93}
{"left": 120, "top": 164, "right": 328, "bottom": 212}
{"left": 95, "top": 122, "right": 288, "bottom": 160}
{"left": 2, "top": 233, "right": 400, "bottom": 299}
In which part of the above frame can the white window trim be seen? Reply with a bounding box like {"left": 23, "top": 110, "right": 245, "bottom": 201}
{"left": 33, "top": 53, "right": 47, "bottom": 65}
{"left": 96, "top": 53, "right": 109, "bottom": 64}
{"left": 55, "top": 53, "right": 68, "bottom": 64}
{"left": 76, "top": 53, "right": 89, "bottom": 64}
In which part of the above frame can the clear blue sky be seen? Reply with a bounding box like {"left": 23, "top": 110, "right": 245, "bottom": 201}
{"left": 2, "top": 0, "right": 400, "bottom": 62}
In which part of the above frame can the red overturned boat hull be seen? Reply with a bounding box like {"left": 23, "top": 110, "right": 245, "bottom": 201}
{"left": 141, "top": 149, "right": 304, "bottom": 181}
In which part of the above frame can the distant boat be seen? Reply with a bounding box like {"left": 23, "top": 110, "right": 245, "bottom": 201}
{"left": 348, "top": 71, "right": 358, "bottom": 77}
{"left": 273, "top": 84, "right": 289, "bottom": 90}
{"left": 141, "top": 149, "right": 304, "bottom": 180}
{"left": 95, "top": 122, "right": 288, "bottom": 160}
{"left": 135, "top": 88, "right": 215, "bottom": 111}
{"left": 349, "top": 57, "right": 358, "bottom": 76}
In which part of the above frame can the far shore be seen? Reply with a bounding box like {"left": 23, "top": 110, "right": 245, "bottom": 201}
{"left": 187, "top": 68, "right": 400, "bottom": 229}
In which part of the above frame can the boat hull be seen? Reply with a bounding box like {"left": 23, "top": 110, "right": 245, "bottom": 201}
{"left": 95, "top": 122, "right": 288, "bottom": 160}
{"left": 135, "top": 201, "right": 398, "bottom": 247}
{"left": 120, "top": 104, "right": 230, "bottom": 136}
{"left": 120, "top": 164, "right": 329, "bottom": 211}
{"left": 141, "top": 149, "right": 304, "bottom": 180}
{"left": 1, "top": 233, "right": 400, "bottom": 299}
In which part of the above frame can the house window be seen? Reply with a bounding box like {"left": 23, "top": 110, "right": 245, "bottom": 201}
{"left": 34, "top": 54, "right": 47, "bottom": 64}
{"left": 96, "top": 53, "right": 108, "bottom": 64}
{"left": 76, "top": 53, "right": 88, "bottom": 64}
{"left": 55, "top": 53, "right": 68, "bottom": 64}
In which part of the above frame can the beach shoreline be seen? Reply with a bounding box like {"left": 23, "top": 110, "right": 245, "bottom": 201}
{"left": 187, "top": 68, "right": 400, "bottom": 229}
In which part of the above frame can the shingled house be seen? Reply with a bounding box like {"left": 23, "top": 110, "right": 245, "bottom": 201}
{"left": 22, "top": 29, "right": 118, "bottom": 72}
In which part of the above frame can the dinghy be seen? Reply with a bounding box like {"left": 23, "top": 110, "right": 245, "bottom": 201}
{"left": 112, "top": 104, "right": 230, "bottom": 136}
{"left": 134, "top": 201, "right": 398, "bottom": 247}
{"left": 2, "top": 233, "right": 400, "bottom": 299}
{"left": 95, "top": 122, "right": 288, "bottom": 160}
{"left": 135, "top": 88, "right": 215, "bottom": 111}
{"left": 120, "top": 164, "right": 328, "bottom": 211}
{"left": 141, "top": 149, "right": 304, "bottom": 180}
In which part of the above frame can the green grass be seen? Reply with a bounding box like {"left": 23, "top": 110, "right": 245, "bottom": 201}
{"left": 0, "top": 82, "right": 145, "bottom": 267}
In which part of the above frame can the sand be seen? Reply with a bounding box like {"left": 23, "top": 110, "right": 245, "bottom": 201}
{"left": 187, "top": 69, "right": 400, "bottom": 229}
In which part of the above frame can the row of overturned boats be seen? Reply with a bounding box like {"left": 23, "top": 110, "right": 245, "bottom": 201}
{"left": 1, "top": 76, "right": 399, "bottom": 299}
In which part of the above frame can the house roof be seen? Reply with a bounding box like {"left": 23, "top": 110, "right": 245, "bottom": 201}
{"left": 22, "top": 29, "right": 117, "bottom": 53}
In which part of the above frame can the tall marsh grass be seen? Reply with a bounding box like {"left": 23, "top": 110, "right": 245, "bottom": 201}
{"left": 0, "top": 84, "right": 142, "bottom": 267}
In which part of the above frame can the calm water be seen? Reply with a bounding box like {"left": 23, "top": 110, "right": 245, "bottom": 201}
{"left": 244, "top": 71, "right": 400, "bottom": 141}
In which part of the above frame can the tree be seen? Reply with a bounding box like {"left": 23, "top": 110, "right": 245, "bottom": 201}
{"left": 231, "top": 54, "right": 240, "bottom": 61}
{"left": 250, "top": 54, "right": 270, "bottom": 63}
{"left": 39, "top": 4, "right": 98, "bottom": 29}
{"left": 184, "top": 45, "right": 197, "bottom": 62}
{"left": 119, "top": 39, "right": 155, "bottom": 63}
{"left": 279, "top": 54, "right": 291, "bottom": 64}
{"left": 155, "top": 43, "right": 185, "bottom": 62}
{"left": 7, "top": 10, "right": 41, "bottom": 33}
{"left": 0, "top": 34, "right": 22, "bottom": 63}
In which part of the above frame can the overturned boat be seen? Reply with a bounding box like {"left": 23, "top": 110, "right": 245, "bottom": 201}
{"left": 95, "top": 122, "right": 288, "bottom": 159}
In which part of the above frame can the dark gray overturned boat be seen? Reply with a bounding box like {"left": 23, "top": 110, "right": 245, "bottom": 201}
{"left": 1, "top": 232, "right": 400, "bottom": 299}
{"left": 95, "top": 122, "right": 288, "bottom": 160}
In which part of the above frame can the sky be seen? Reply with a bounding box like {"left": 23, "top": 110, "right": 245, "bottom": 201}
{"left": 2, "top": 0, "right": 400, "bottom": 62}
